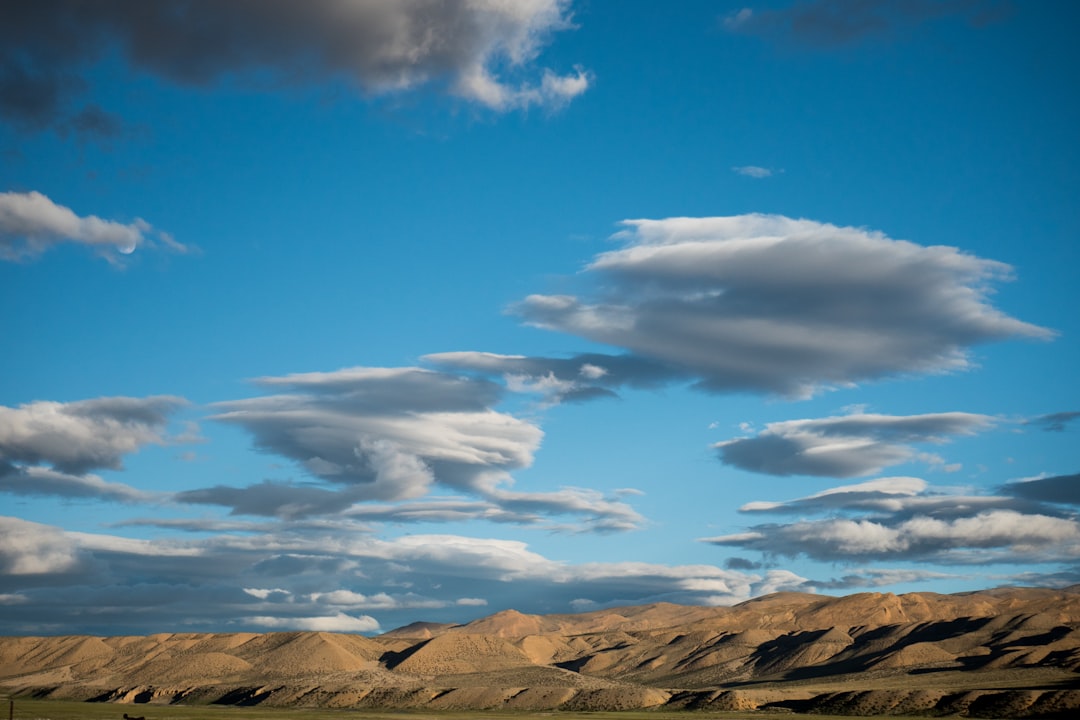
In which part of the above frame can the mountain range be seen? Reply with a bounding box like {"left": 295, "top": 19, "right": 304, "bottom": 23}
{"left": 2, "top": 586, "right": 1079, "bottom": 716}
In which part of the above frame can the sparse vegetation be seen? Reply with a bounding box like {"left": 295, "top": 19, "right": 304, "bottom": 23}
{"left": 3, "top": 698, "right": 918, "bottom": 720}
{"left": 3, "top": 587, "right": 1079, "bottom": 716}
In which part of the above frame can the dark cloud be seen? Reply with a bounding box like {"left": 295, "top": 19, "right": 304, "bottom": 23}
{"left": 514, "top": 215, "right": 1051, "bottom": 399}
{"left": 1026, "top": 411, "right": 1080, "bottom": 432}
{"left": 61, "top": 103, "right": 127, "bottom": 143}
{"left": 724, "top": 556, "right": 763, "bottom": 570}
{"left": 1002, "top": 473, "right": 1080, "bottom": 506}
{"left": 724, "top": 0, "right": 1010, "bottom": 48}
{"left": 177, "top": 480, "right": 361, "bottom": 520}
{"left": 0, "top": 2, "right": 95, "bottom": 129}
{"left": 0, "top": 516, "right": 793, "bottom": 635}
{"left": 810, "top": 568, "right": 957, "bottom": 590}
{"left": 716, "top": 411, "right": 995, "bottom": 478}
{"left": 0, "top": 462, "right": 153, "bottom": 503}
{"left": 0, "top": 0, "right": 588, "bottom": 133}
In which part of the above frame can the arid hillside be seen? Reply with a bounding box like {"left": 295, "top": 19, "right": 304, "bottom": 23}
{"left": 3, "top": 586, "right": 1079, "bottom": 716}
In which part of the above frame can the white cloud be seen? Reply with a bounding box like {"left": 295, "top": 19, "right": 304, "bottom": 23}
{"left": 309, "top": 589, "right": 446, "bottom": 610}
{"left": 245, "top": 612, "right": 380, "bottom": 633}
{"left": 724, "top": 8, "right": 754, "bottom": 31}
{"left": 899, "top": 510, "right": 1080, "bottom": 549}
{"left": 754, "top": 569, "right": 812, "bottom": 596}
{"left": 186, "top": 365, "right": 642, "bottom": 531}
{"left": 313, "top": 590, "right": 393, "bottom": 607}
{"left": 456, "top": 64, "right": 590, "bottom": 111}
{"left": 703, "top": 510, "right": 1080, "bottom": 564}
{"left": 514, "top": 214, "right": 1051, "bottom": 398}
{"left": 242, "top": 587, "right": 291, "bottom": 600}
{"left": 732, "top": 165, "right": 773, "bottom": 178}
{"left": 0, "top": 191, "right": 186, "bottom": 262}
{"left": 214, "top": 367, "right": 539, "bottom": 499}
{"left": 0, "top": 516, "right": 81, "bottom": 575}
{"left": 0, "top": 395, "right": 188, "bottom": 474}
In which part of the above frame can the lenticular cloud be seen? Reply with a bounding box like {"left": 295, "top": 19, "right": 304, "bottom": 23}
{"left": 515, "top": 214, "right": 1052, "bottom": 398}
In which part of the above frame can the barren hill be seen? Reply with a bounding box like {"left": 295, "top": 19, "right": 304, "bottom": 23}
{"left": 3, "top": 586, "right": 1080, "bottom": 716}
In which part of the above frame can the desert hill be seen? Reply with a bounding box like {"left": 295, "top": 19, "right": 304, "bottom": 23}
{"left": 2, "top": 586, "right": 1080, "bottom": 716}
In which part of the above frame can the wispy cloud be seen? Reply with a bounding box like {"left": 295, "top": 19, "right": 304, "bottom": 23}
{"left": 0, "top": 464, "right": 156, "bottom": 503}
{"left": 424, "top": 351, "right": 678, "bottom": 405}
{"left": 723, "top": 0, "right": 1010, "bottom": 49}
{"left": 716, "top": 411, "right": 996, "bottom": 478}
{"left": 732, "top": 165, "right": 774, "bottom": 178}
{"left": 810, "top": 567, "right": 958, "bottom": 590}
{"left": 1025, "top": 411, "right": 1080, "bottom": 432}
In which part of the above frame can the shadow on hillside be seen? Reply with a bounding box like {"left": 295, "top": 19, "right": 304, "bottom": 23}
{"left": 379, "top": 638, "right": 430, "bottom": 670}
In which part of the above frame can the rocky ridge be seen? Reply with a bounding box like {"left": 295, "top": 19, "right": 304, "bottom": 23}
{"left": 2, "top": 586, "right": 1079, "bottom": 716}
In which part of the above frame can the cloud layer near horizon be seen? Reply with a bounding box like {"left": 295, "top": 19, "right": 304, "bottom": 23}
{"left": 703, "top": 473, "right": 1080, "bottom": 565}
{"left": 0, "top": 0, "right": 588, "bottom": 133}
{"left": 0, "top": 514, "right": 810, "bottom": 634}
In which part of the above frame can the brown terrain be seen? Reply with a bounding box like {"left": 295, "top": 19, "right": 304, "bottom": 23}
{"left": 2, "top": 586, "right": 1080, "bottom": 716}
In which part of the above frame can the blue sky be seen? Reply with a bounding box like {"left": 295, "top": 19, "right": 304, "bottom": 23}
{"left": 1, "top": 0, "right": 1078, "bottom": 636}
